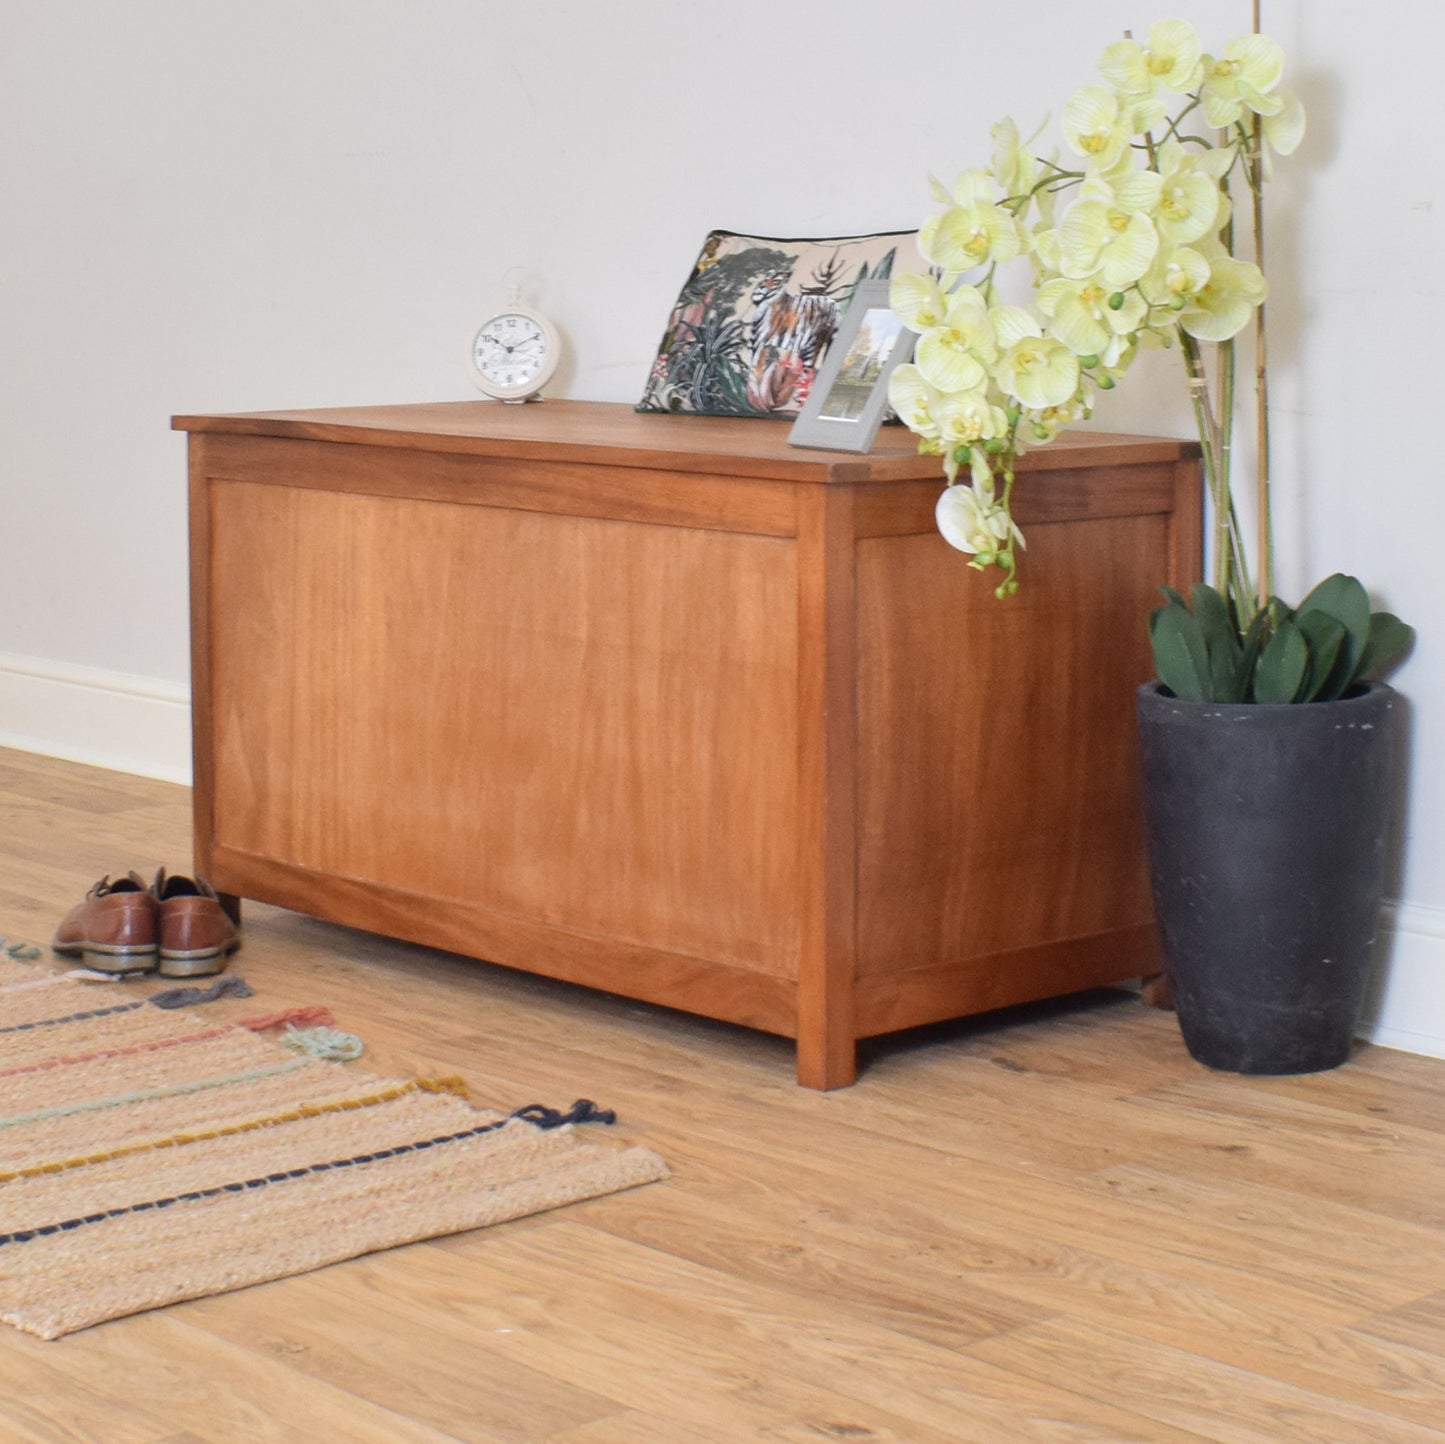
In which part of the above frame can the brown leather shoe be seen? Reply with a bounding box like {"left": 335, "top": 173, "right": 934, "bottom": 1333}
{"left": 154, "top": 870, "right": 240, "bottom": 977}
{"left": 52, "top": 873, "right": 158, "bottom": 973}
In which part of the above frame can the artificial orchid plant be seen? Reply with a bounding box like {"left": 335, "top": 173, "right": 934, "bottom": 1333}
{"left": 888, "top": 16, "right": 1411, "bottom": 702}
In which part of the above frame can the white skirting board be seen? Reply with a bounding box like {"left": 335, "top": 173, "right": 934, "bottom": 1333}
{"left": 1362, "top": 901, "right": 1445, "bottom": 1060}
{"left": 1, "top": 649, "right": 1443, "bottom": 1061}
{"left": 0, "top": 651, "right": 192, "bottom": 786}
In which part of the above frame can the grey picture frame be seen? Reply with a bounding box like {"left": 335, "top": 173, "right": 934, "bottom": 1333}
{"left": 787, "top": 280, "right": 914, "bottom": 453}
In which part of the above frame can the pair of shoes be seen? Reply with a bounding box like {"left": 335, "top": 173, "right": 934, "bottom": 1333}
{"left": 51, "top": 868, "right": 240, "bottom": 978}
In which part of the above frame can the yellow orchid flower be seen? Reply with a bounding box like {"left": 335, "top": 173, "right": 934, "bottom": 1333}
{"left": 1140, "top": 244, "right": 1212, "bottom": 312}
{"left": 1151, "top": 141, "right": 1225, "bottom": 245}
{"left": 1200, "top": 34, "right": 1285, "bottom": 128}
{"left": 1179, "top": 256, "right": 1267, "bottom": 341}
{"left": 890, "top": 273, "right": 950, "bottom": 333}
{"left": 1263, "top": 90, "right": 1307, "bottom": 157}
{"left": 1061, "top": 87, "right": 1128, "bottom": 169}
{"left": 911, "top": 285, "right": 999, "bottom": 393}
{"left": 916, "top": 334, "right": 988, "bottom": 395}
{"left": 1099, "top": 19, "right": 1203, "bottom": 96}
{"left": 1057, "top": 192, "right": 1160, "bottom": 289}
{"left": 935, "top": 482, "right": 1025, "bottom": 559}
{"left": 1038, "top": 276, "right": 1146, "bottom": 360}
{"left": 934, "top": 389, "right": 1011, "bottom": 448}
{"left": 995, "top": 327, "right": 1080, "bottom": 410}
{"left": 993, "top": 115, "right": 1058, "bottom": 208}
{"left": 1032, "top": 396, "right": 1089, "bottom": 442}
{"left": 887, "top": 364, "right": 945, "bottom": 443}
{"left": 919, "top": 171, "right": 1024, "bottom": 271}
{"left": 942, "top": 284, "right": 998, "bottom": 357}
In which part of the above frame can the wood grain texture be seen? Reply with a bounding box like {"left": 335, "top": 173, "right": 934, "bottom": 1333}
{"left": 853, "top": 512, "right": 1166, "bottom": 984}
{"left": 3, "top": 748, "right": 1445, "bottom": 1440}
{"left": 173, "top": 397, "right": 1199, "bottom": 485}
{"left": 968, "top": 1317, "right": 1445, "bottom": 1443}
{"left": 204, "top": 844, "right": 800, "bottom": 1037}
{"left": 793, "top": 483, "right": 860, "bottom": 1088}
{"left": 206, "top": 480, "right": 801, "bottom": 978}
{"left": 199, "top": 433, "right": 804, "bottom": 537}
{"left": 180, "top": 401, "right": 1199, "bottom": 1087}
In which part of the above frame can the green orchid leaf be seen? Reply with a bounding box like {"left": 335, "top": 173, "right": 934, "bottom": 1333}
{"left": 1189, "top": 582, "right": 1234, "bottom": 636}
{"left": 1150, "top": 602, "right": 1210, "bottom": 700}
{"left": 1357, "top": 611, "right": 1416, "bottom": 684}
{"left": 1293, "top": 611, "right": 1348, "bottom": 703}
{"left": 1189, "top": 583, "right": 1243, "bottom": 700}
{"left": 1208, "top": 643, "right": 1245, "bottom": 702}
{"left": 1253, "top": 617, "right": 1309, "bottom": 703}
{"left": 1294, "top": 573, "right": 1370, "bottom": 696}
{"left": 1234, "top": 608, "right": 1272, "bottom": 701}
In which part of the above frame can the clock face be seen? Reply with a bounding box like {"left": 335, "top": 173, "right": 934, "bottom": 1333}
{"left": 472, "top": 312, "right": 551, "bottom": 390}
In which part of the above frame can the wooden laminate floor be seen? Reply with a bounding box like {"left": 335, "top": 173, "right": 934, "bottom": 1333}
{"left": 1, "top": 746, "right": 1443, "bottom": 1442}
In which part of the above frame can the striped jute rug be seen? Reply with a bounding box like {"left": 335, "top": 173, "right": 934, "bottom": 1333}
{"left": 0, "top": 951, "right": 667, "bottom": 1339}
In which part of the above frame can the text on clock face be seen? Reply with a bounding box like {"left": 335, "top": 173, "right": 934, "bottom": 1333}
{"left": 475, "top": 348, "right": 543, "bottom": 381}
{"left": 474, "top": 319, "right": 546, "bottom": 380}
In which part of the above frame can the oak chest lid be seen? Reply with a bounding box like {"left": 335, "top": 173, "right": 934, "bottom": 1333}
{"left": 172, "top": 399, "right": 1197, "bottom": 486}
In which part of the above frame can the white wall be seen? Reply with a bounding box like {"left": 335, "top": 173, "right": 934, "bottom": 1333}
{"left": 2, "top": 0, "right": 1442, "bottom": 1052}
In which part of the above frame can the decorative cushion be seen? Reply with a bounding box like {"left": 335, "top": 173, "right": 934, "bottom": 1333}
{"left": 636, "top": 229, "right": 926, "bottom": 419}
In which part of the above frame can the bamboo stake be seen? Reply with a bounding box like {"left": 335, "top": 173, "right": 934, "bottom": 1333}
{"left": 1253, "top": 0, "right": 1273, "bottom": 607}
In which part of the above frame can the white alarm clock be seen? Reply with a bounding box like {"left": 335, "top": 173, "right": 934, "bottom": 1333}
{"left": 468, "top": 293, "right": 560, "bottom": 403}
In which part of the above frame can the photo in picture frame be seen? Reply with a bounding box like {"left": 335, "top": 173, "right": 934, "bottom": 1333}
{"left": 635, "top": 229, "right": 925, "bottom": 420}
{"left": 787, "top": 281, "right": 914, "bottom": 453}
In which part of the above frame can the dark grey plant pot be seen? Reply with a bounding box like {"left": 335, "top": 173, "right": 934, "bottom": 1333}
{"left": 1135, "top": 681, "right": 1400, "bottom": 1074}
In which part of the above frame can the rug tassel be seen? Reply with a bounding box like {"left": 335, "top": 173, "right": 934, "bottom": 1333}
{"left": 511, "top": 1099, "right": 616, "bottom": 1130}
{"left": 279, "top": 1024, "right": 364, "bottom": 1061}
{"left": 239, "top": 1006, "right": 335, "bottom": 1033}
{"left": 416, "top": 1075, "right": 470, "bottom": 1099}
{"left": 149, "top": 976, "right": 254, "bottom": 1010}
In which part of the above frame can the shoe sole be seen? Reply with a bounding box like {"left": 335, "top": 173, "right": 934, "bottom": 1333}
{"left": 157, "top": 940, "right": 241, "bottom": 978}
{"left": 52, "top": 942, "right": 158, "bottom": 975}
